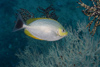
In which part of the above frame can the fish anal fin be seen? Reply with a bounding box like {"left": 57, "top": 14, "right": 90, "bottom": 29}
{"left": 24, "top": 29, "right": 43, "bottom": 40}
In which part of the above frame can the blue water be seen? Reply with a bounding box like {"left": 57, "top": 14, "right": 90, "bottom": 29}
{"left": 0, "top": 0, "right": 100, "bottom": 67}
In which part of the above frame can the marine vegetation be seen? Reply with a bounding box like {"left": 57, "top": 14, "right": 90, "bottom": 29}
{"left": 16, "top": 8, "right": 34, "bottom": 21}
{"left": 37, "top": 5, "right": 58, "bottom": 20}
{"left": 16, "top": 22, "right": 100, "bottom": 67}
{"left": 16, "top": 5, "right": 58, "bottom": 21}
{"left": 77, "top": 0, "right": 100, "bottom": 36}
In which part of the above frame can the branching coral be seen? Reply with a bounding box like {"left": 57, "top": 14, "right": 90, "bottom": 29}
{"left": 15, "top": 5, "right": 58, "bottom": 22}
{"left": 77, "top": 0, "right": 100, "bottom": 36}
{"left": 37, "top": 5, "right": 58, "bottom": 20}
{"left": 16, "top": 8, "right": 34, "bottom": 21}
{"left": 16, "top": 22, "right": 100, "bottom": 67}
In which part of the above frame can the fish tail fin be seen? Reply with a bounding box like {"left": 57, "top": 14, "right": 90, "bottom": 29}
{"left": 13, "top": 13, "right": 26, "bottom": 32}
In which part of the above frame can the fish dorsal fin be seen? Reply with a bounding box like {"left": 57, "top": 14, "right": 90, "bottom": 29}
{"left": 26, "top": 18, "right": 51, "bottom": 25}
{"left": 24, "top": 29, "right": 43, "bottom": 40}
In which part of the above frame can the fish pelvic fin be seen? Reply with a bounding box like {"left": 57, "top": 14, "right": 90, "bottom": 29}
{"left": 13, "top": 13, "right": 26, "bottom": 32}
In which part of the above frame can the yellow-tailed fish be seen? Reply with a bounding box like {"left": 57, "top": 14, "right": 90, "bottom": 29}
{"left": 13, "top": 13, "right": 68, "bottom": 41}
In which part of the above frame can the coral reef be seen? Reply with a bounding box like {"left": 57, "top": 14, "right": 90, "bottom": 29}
{"left": 16, "top": 8, "right": 34, "bottom": 21}
{"left": 77, "top": 0, "right": 100, "bottom": 36}
{"left": 15, "top": 5, "right": 58, "bottom": 23}
{"left": 1, "top": 0, "right": 100, "bottom": 67}
{"left": 16, "top": 21, "right": 100, "bottom": 67}
{"left": 37, "top": 5, "right": 58, "bottom": 20}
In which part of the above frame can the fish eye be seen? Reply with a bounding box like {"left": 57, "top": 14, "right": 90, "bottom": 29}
{"left": 62, "top": 29, "right": 65, "bottom": 32}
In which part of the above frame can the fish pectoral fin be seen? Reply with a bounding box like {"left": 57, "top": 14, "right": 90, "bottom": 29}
{"left": 24, "top": 29, "right": 43, "bottom": 40}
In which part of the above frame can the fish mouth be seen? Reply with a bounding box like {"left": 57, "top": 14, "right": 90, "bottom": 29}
{"left": 56, "top": 31, "right": 65, "bottom": 37}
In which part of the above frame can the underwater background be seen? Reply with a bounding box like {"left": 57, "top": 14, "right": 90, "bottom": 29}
{"left": 0, "top": 0, "right": 100, "bottom": 67}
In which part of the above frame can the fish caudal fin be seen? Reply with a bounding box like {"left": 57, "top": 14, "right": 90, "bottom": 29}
{"left": 13, "top": 13, "right": 25, "bottom": 32}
